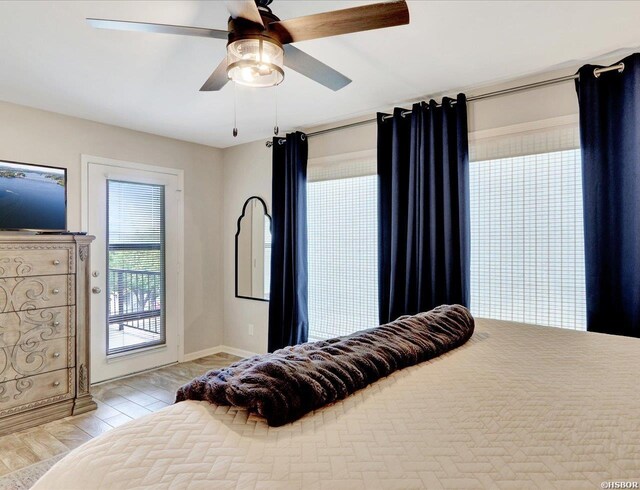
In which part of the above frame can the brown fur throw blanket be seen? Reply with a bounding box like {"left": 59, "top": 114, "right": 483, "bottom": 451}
{"left": 176, "top": 304, "right": 474, "bottom": 426}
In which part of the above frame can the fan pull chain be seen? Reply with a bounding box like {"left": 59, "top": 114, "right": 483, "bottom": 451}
{"left": 233, "top": 82, "right": 238, "bottom": 138}
{"left": 273, "top": 85, "right": 279, "bottom": 136}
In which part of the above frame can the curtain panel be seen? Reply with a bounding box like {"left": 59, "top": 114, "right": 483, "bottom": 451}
{"left": 576, "top": 53, "right": 640, "bottom": 337}
{"left": 268, "top": 131, "right": 309, "bottom": 351}
{"left": 377, "top": 95, "right": 470, "bottom": 324}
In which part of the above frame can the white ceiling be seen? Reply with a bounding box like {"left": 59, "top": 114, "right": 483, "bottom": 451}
{"left": 1, "top": 0, "right": 640, "bottom": 148}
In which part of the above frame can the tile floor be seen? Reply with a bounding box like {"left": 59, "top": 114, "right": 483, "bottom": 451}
{"left": 0, "top": 352, "right": 239, "bottom": 478}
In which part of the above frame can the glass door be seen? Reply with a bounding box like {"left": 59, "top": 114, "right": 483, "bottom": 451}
{"left": 87, "top": 162, "right": 180, "bottom": 383}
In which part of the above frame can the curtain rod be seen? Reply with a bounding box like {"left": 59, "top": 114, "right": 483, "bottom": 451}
{"left": 265, "top": 62, "right": 624, "bottom": 147}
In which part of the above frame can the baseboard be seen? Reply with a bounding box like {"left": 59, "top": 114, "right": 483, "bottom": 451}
{"left": 182, "top": 345, "right": 257, "bottom": 362}
{"left": 182, "top": 345, "right": 258, "bottom": 362}
{"left": 182, "top": 346, "right": 224, "bottom": 362}
{"left": 217, "top": 345, "right": 259, "bottom": 359}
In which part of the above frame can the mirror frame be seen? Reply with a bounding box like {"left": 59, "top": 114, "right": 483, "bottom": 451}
{"left": 235, "top": 196, "right": 272, "bottom": 302}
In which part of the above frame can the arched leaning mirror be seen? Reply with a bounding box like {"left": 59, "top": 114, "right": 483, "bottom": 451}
{"left": 236, "top": 196, "right": 272, "bottom": 301}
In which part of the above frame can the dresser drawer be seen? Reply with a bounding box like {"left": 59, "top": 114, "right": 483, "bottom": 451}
{"left": 0, "top": 306, "right": 75, "bottom": 348}
{"left": 0, "top": 337, "right": 74, "bottom": 383}
{"left": 0, "top": 246, "right": 74, "bottom": 278}
{"left": 0, "top": 275, "right": 74, "bottom": 313}
{"left": 0, "top": 368, "right": 74, "bottom": 416}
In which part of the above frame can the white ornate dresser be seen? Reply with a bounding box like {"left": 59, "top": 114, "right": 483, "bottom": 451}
{"left": 0, "top": 234, "right": 96, "bottom": 434}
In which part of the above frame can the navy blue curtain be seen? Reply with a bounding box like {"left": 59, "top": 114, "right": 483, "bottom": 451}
{"left": 377, "top": 95, "right": 470, "bottom": 324}
{"left": 268, "top": 131, "right": 309, "bottom": 351}
{"left": 576, "top": 53, "right": 640, "bottom": 337}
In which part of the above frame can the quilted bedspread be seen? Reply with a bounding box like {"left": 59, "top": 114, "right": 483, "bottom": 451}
{"left": 33, "top": 318, "right": 640, "bottom": 489}
{"left": 176, "top": 305, "right": 474, "bottom": 426}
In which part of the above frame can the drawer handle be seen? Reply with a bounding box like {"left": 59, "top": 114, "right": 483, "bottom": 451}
{"left": 53, "top": 352, "right": 60, "bottom": 358}
{"left": 52, "top": 288, "right": 60, "bottom": 295}
{"left": 53, "top": 381, "right": 60, "bottom": 387}
{"left": 53, "top": 259, "right": 61, "bottom": 266}
{"left": 53, "top": 321, "right": 60, "bottom": 327}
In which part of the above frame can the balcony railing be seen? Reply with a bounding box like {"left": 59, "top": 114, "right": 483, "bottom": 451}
{"left": 108, "top": 268, "right": 162, "bottom": 335}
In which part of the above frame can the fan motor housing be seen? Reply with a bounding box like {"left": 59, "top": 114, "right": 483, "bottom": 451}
{"left": 227, "top": 10, "right": 282, "bottom": 47}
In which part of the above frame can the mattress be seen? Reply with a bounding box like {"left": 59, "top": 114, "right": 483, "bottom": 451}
{"left": 34, "top": 319, "right": 640, "bottom": 489}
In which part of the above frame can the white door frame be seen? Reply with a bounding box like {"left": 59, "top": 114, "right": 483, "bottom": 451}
{"left": 80, "top": 154, "right": 186, "bottom": 369}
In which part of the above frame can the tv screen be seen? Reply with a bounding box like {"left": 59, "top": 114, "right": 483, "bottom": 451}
{"left": 0, "top": 160, "right": 67, "bottom": 231}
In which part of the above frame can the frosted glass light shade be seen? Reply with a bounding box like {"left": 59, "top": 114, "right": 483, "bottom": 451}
{"left": 227, "top": 38, "right": 284, "bottom": 88}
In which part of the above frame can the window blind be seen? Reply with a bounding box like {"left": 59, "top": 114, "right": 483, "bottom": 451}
{"left": 307, "top": 152, "right": 378, "bottom": 340}
{"left": 469, "top": 123, "right": 586, "bottom": 330}
{"left": 107, "top": 180, "right": 166, "bottom": 354}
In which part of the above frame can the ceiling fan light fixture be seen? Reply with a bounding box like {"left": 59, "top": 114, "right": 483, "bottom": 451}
{"left": 226, "top": 38, "right": 284, "bottom": 88}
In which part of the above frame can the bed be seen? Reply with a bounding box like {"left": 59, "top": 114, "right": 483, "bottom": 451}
{"left": 33, "top": 318, "right": 640, "bottom": 489}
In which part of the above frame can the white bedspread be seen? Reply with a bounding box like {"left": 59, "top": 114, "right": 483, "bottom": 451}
{"left": 34, "top": 319, "right": 640, "bottom": 489}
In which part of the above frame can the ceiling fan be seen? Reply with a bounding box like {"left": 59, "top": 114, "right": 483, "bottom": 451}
{"left": 87, "top": 0, "right": 410, "bottom": 92}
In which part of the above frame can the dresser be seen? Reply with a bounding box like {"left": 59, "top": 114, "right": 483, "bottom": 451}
{"left": 0, "top": 234, "right": 96, "bottom": 435}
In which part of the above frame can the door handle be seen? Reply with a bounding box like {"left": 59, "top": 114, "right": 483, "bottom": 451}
{"left": 92, "top": 287, "right": 102, "bottom": 294}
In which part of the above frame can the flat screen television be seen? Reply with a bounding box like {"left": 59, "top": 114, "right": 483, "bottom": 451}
{"left": 0, "top": 159, "right": 67, "bottom": 231}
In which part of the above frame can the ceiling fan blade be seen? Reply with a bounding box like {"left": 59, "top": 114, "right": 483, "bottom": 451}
{"left": 86, "top": 18, "right": 228, "bottom": 40}
{"left": 284, "top": 45, "right": 351, "bottom": 91}
{"left": 200, "top": 58, "right": 230, "bottom": 91}
{"left": 269, "top": 0, "right": 409, "bottom": 44}
{"left": 224, "top": 0, "right": 264, "bottom": 27}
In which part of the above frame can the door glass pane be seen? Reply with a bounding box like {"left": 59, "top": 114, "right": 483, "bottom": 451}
{"left": 107, "top": 180, "right": 165, "bottom": 355}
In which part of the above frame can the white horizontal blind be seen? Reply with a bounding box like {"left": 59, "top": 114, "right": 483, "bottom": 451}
{"left": 107, "top": 180, "right": 166, "bottom": 354}
{"left": 469, "top": 124, "right": 586, "bottom": 330}
{"left": 307, "top": 152, "right": 378, "bottom": 340}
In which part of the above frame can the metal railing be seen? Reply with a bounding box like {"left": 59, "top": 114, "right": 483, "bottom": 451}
{"left": 108, "top": 268, "right": 162, "bottom": 335}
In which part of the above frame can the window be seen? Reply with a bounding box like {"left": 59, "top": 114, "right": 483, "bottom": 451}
{"left": 306, "top": 123, "right": 585, "bottom": 337}
{"left": 107, "top": 180, "right": 166, "bottom": 354}
{"left": 469, "top": 123, "right": 586, "bottom": 330}
{"left": 307, "top": 152, "right": 378, "bottom": 340}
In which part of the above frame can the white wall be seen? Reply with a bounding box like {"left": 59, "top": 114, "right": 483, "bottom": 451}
{"left": 222, "top": 140, "right": 272, "bottom": 353}
{"left": 220, "top": 66, "right": 582, "bottom": 354}
{"left": 467, "top": 67, "right": 579, "bottom": 133}
{"left": 0, "top": 100, "right": 224, "bottom": 356}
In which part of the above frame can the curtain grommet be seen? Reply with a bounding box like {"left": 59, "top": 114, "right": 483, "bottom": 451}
{"left": 594, "top": 62, "right": 625, "bottom": 79}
